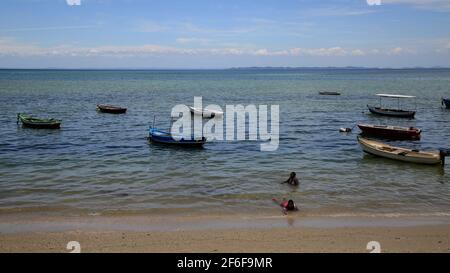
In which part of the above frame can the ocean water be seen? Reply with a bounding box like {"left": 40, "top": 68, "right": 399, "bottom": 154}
{"left": 0, "top": 68, "right": 450, "bottom": 217}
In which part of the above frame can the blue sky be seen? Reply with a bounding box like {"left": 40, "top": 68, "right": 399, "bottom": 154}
{"left": 0, "top": 0, "right": 449, "bottom": 68}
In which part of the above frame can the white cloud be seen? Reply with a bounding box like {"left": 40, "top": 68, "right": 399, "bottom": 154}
{"left": 176, "top": 37, "right": 211, "bottom": 45}
{"left": 66, "top": 0, "right": 81, "bottom": 6}
{"left": 288, "top": 47, "right": 348, "bottom": 56}
{"left": 388, "top": 47, "right": 416, "bottom": 55}
{"left": 0, "top": 38, "right": 425, "bottom": 58}
{"left": 367, "top": 0, "right": 382, "bottom": 6}
{"left": 351, "top": 49, "right": 366, "bottom": 56}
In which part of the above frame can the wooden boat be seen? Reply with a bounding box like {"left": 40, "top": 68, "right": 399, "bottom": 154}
{"left": 367, "top": 105, "right": 416, "bottom": 118}
{"left": 442, "top": 98, "right": 450, "bottom": 109}
{"left": 17, "top": 113, "right": 61, "bottom": 129}
{"left": 357, "top": 123, "right": 421, "bottom": 140}
{"left": 319, "top": 91, "right": 341, "bottom": 96}
{"left": 148, "top": 127, "right": 206, "bottom": 147}
{"left": 357, "top": 136, "right": 446, "bottom": 165}
{"left": 367, "top": 94, "right": 416, "bottom": 118}
{"left": 189, "top": 106, "right": 223, "bottom": 118}
{"left": 96, "top": 104, "right": 127, "bottom": 114}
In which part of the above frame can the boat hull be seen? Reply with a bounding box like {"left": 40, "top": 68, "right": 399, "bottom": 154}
{"left": 18, "top": 114, "right": 61, "bottom": 129}
{"left": 319, "top": 91, "right": 340, "bottom": 96}
{"left": 442, "top": 98, "right": 450, "bottom": 109}
{"left": 358, "top": 137, "right": 442, "bottom": 165}
{"left": 148, "top": 128, "right": 206, "bottom": 147}
{"left": 367, "top": 105, "right": 415, "bottom": 118}
{"left": 357, "top": 124, "right": 421, "bottom": 140}
{"left": 189, "top": 107, "right": 223, "bottom": 118}
{"left": 21, "top": 122, "right": 61, "bottom": 129}
{"left": 97, "top": 105, "right": 127, "bottom": 114}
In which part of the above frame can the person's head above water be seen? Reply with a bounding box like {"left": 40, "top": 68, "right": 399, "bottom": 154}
{"left": 290, "top": 172, "right": 296, "bottom": 178}
{"left": 287, "top": 199, "right": 295, "bottom": 210}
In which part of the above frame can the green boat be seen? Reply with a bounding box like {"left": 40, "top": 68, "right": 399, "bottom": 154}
{"left": 17, "top": 113, "right": 62, "bottom": 129}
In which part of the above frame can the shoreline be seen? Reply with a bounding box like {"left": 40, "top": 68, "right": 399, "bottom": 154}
{"left": 1, "top": 213, "right": 450, "bottom": 252}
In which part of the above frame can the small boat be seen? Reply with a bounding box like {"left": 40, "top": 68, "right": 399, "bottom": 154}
{"left": 17, "top": 113, "right": 61, "bottom": 129}
{"left": 367, "top": 94, "right": 416, "bottom": 118}
{"left": 367, "top": 105, "right": 416, "bottom": 118}
{"left": 442, "top": 98, "right": 450, "bottom": 109}
{"left": 319, "top": 91, "right": 341, "bottom": 96}
{"left": 357, "top": 123, "right": 421, "bottom": 140}
{"left": 96, "top": 104, "right": 127, "bottom": 114}
{"left": 358, "top": 136, "right": 447, "bottom": 165}
{"left": 148, "top": 127, "right": 206, "bottom": 147}
{"left": 189, "top": 106, "right": 223, "bottom": 118}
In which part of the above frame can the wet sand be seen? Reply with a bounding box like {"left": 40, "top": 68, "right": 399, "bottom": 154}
{"left": 1, "top": 214, "right": 450, "bottom": 252}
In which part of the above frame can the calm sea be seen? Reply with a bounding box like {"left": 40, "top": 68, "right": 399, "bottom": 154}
{"left": 1, "top": 68, "right": 450, "bottom": 217}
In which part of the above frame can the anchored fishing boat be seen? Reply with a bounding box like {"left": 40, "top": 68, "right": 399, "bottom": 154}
{"left": 442, "top": 98, "right": 450, "bottom": 109}
{"left": 96, "top": 104, "right": 127, "bottom": 114}
{"left": 189, "top": 106, "right": 223, "bottom": 118}
{"left": 319, "top": 91, "right": 341, "bottom": 96}
{"left": 17, "top": 113, "right": 61, "bottom": 129}
{"left": 367, "top": 94, "right": 416, "bottom": 118}
{"left": 358, "top": 136, "right": 448, "bottom": 165}
{"left": 357, "top": 123, "right": 421, "bottom": 140}
{"left": 148, "top": 127, "right": 206, "bottom": 147}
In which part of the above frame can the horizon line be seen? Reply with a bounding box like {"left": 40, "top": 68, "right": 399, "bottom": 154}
{"left": 1, "top": 66, "right": 450, "bottom": 70}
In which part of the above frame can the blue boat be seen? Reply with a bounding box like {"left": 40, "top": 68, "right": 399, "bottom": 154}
{"left": 148, "top": 127, "right": 206, "bottom": 147}
{"left": 442, "top": 98, "right": 450, "bottom": 109}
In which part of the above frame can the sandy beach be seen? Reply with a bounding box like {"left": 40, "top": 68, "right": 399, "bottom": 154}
{"left": 1, "top": 214, "right": 450, "bottom": 253}
{"left": 1, "top": 226, "right": 450, "bottom": 253}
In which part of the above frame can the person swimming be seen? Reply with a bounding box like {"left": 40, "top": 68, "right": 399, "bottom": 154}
{"left": 281, "top": 172, "right": 299, "bottom": 186}
{"left": 272, "top": 198, "right": 299, "bottom": 214}
{"left": 282, "top": 199, "right": 298, "bottom": 212}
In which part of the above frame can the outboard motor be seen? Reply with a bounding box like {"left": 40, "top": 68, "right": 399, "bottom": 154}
{"left": 439, "top": 149, "right": 450, "bottom": 166}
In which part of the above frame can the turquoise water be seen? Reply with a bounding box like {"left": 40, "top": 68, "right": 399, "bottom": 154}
{"left": 0, "top": 68, "right": 450, "bottom": 216}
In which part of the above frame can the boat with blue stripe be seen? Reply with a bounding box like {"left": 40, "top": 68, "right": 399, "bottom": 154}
{"left": 148, "top": 127, "right": 206, "bottom": 147}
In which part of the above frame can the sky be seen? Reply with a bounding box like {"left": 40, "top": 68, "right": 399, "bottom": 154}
{"left": 0, "top": 0, "right": 449, "bottom": 68}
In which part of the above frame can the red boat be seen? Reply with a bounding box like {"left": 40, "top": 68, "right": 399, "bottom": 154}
{"left": 357, "top": 123, "right": 421, "bottom": 140}
{"left": 96, "top": 104, "right": 127, "bottom": 114}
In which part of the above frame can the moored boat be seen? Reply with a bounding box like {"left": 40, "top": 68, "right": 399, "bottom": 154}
{"left": 96, "top": 104, "right": 127, "bottom": 114}
{"left": 367, "top": 105, "right": 416, "bottom": 118}
{"left": 357, "top": 123, "right": 421, "bottom": 140}
{"left": 442, "top": 98, "right": 450, "bottom": 109}
{"left": 357, "top": 136, "right": 447, "bottom": 165}
{"left": 367, "top": 94, "right": 416, "bottom": 118}
{"left": 189, "top": 106, "right": 223, "bottom": 118}
{"left": 17, "top": 113, "right": 61, "bottom": 129}
{"left": 319, "top": 91, "right": 341, "bottom": 96}
{"left": 148, "top": 127, "right": 206, "bottom": 147}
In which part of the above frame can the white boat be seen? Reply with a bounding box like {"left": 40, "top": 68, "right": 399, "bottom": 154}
{"left": 357, "top": 136, "right": 445, "bottom": 165}
{"left": 189, "top": 106, "right": 223, "bottom": 117}
{"left": 367, "top": 94, "right": 416, "bottom": 118}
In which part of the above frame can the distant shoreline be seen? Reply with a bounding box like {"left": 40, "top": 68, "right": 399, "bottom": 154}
{"left": 1, "top": 67, "right": 450, "bottom": 71}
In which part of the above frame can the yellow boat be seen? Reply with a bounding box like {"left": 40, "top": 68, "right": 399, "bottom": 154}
{"left": 357, "top": 136, "right": 446, "bottom": 165}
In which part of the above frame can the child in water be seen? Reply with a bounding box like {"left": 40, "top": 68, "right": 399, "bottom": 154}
{"left": 272, "top": 198, "right": 298, "bottom": 215}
